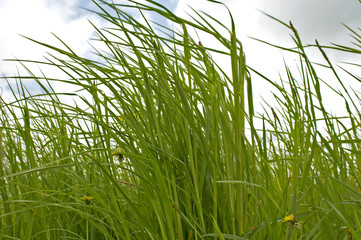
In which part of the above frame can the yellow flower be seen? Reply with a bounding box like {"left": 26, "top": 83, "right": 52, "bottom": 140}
{"left": 80, "top": 196, "right": 94, "bottom": 205}
{"left": 133, "top": 113, "right": 140, "bottom": 120}
{"left": 282, "top": 214, "right": 295, "bottom": 223}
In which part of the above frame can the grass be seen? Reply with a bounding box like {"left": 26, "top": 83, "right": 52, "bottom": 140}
{"left": 1, "top": 0, "right": 361, "bottom": 239}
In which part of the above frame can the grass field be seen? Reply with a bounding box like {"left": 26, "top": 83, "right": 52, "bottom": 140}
{"left": 1, "top": 0, "right": 361, "bottom": 239}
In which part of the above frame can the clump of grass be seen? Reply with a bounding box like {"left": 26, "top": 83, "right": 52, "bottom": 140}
{"left": 1, "top": 0, "right": 361, "bottom": 239}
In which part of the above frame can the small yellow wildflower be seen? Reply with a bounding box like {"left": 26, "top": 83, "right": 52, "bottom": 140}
{"left": 282, "top": 214, "right": 295, "bottom": 223}
{"left": 133, "top": 113, "right": 140, "bottom": 120}
{"left": 80, "top": 196, "right": 94, "bottom": 205}
{"left": 282, "top": 214, "right": 302, "bottom": 229}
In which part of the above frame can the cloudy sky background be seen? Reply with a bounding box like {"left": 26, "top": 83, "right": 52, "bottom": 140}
{"left": 0, "top": 0, "right": 360, "bottom": 113}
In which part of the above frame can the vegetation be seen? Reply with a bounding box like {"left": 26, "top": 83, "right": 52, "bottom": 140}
{"left": 1, "top": 0, "right": 361, "bottom": 239}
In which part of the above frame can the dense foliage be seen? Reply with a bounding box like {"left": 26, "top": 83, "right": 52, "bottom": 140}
{"left": 1, "top": 0, "right": 361, "bottom": 239}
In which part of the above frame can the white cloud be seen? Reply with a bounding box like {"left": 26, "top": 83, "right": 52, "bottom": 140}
{"left": 0, "top": 0, "right": 100, "bottom": 103}
{"left": 1, "top": 0, "right": 359, "bottom": 115}
{"left": 173, "top": 0, "right": 361, "bottom": 116}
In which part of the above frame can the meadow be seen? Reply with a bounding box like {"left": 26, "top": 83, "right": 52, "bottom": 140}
{"left": 1, "top": 0, "right": 361, "bottom": 239}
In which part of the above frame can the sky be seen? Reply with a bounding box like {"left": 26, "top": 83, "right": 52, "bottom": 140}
{"left": 0, "top": 0, "right": 360, "bottom": 112}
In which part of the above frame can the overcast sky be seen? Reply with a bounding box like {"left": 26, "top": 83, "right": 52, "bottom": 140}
{"left": 1, "top": 0, "right": 360, "bottom": 110}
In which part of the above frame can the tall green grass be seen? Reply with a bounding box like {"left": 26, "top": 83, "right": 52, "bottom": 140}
{"left": 1, "top": 0, "right": 361, "bottom": 239}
